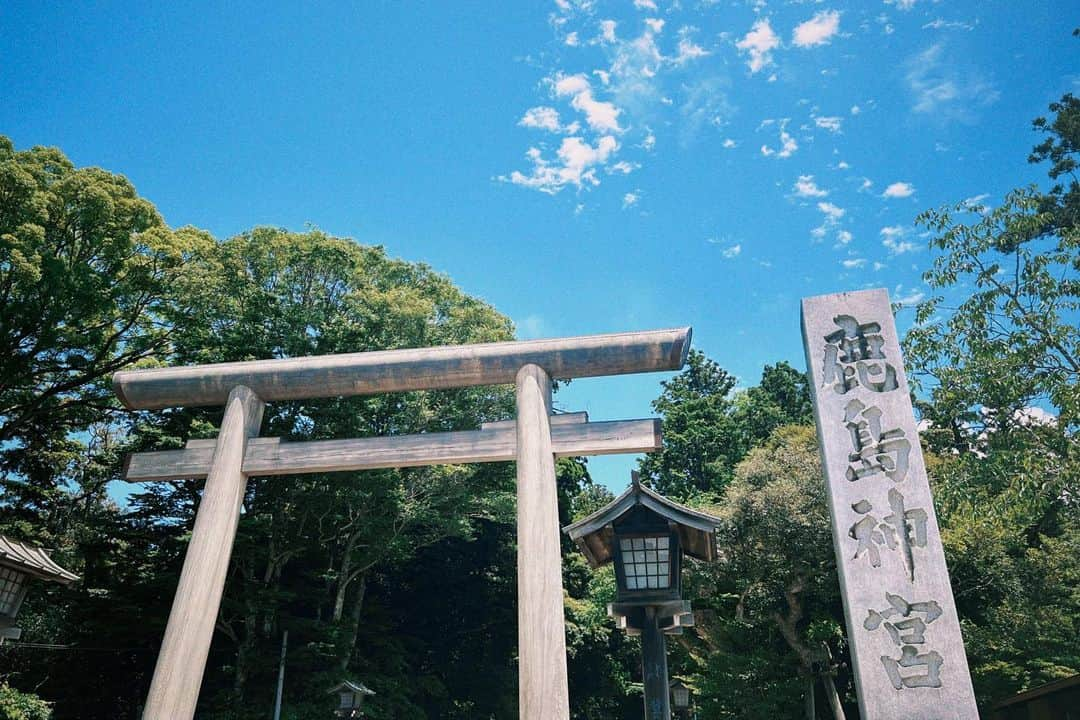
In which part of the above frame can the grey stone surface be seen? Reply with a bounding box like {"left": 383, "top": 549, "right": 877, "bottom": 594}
{"left": 801, "top": 288, "right": 978, "bottom": 720}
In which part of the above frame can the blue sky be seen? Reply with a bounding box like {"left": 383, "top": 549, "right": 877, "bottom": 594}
{"left": 2, "top": 1, "right": 1076, "bottom": 491}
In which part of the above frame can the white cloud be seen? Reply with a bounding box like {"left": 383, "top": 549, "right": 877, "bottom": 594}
{"left": 873, "top": 261, "right": 886, "bottom": 271}
{"left": 761, "top": 121, "right": 798, "bottom": 158}
{"left": 836, "top": 229, "right": 853, "bottom": 245}
{"left": 645, "top": 18, "right": 665, "bottom": 34}
{"left": 641, "top": 133, "right": 656, "bottom": 150}
{"left": 554, "top": 73, "right": 589, "bottom": 96}
{"left": 859, "top": 177, "right": 873, "bottom": 192}
{"left": 553, "top": 73, "right": 623, "bottom": 132}
{"left": 609, "top": 160, "right": 639, "bottom": 174}
{"left": 886, "top": 0, "right": 917, "bottom": 10}
{"left": 736, "top": 19, "right": 780, "bottom": 74}
{"left": 723, "top": 138, "right": 737, "bottom": 148}
{"left": 793, "top": 11, "right": 840, "bottom": 48}
{"left": 517, "top": 313, "right": 548, "bottom": 339}
{"left": 674, "top": 38, "right": 709, "bottom": 64}
{"left": 906, "top": 43, "right": 1000, "bottom": 120}
{"left": 881, "top": 225, "right": 918, "bottom": 254}
{"left": 793, "top": 174, "right": 828, "bottom": 197}
{"left": 623, "top": 192, "right": 640, "bottom": 208}
{"left": 519, "top": 106, "right": 579, "bottom": 133}
{"left": 505, "top": 135, "right": 620, "bottom": 194}
{"left": 882, "top": 181, "right": 915, "bottom": 198}
{"left": 600, "top": 19, "right": 617, "bottom": 43}
{"left": 1013, "top": 406, "right": 1058, "bottom": 428}
{"left": 818, "top": 201, "right": 845, "bottom": 221}
{"left": 634, "top": 0, "right": 658, "bottom": 9}
{"left": 894, "top": 287, "right": 925, "bottom": 306}
{"left": 721, "top": 243, "right": 742, "bottom": 258}
{"left": 837, "top": 160, "right": 850, "bottom": 169}
{"left": 842, "top": 258, "right": 867, "bottom": 269}
{"left": 850, "top": 104, "right": 861, "bottom": 115}
{"left": 565, "top": 31, "right": 580, "bottom": 46}
{"left": 963, "top": 193, "right": 991, "bottom": 213}
{"left": 923, "top": 18, "right": 975, "bottom": 31}
{"left": 814, "top": 115, "right": 843, "bottom": 133}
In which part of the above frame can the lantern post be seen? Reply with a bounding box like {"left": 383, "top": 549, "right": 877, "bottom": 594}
{"left": 564, "top": 473, "right": 720, "bottom": 720}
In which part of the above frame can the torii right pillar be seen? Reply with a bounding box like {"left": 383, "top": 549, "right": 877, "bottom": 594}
{"left": 802, "top": 288, "right": 978, "bottom": 719}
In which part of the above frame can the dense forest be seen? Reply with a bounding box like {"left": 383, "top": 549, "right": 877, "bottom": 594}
{"left": 0, "top": 89, "right": 1077, "bottom": 718}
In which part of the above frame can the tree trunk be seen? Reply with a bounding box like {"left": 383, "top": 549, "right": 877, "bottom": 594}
{"left": 822, "top": 673, "right": 845, "bottom": 720}
{"left": 339, "top": 573, "right": 367, "bottom": 671}
{"left": 804, "top": 676, "right": 816, "bottom": 720}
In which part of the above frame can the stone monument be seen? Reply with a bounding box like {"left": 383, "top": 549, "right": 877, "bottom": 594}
{"left": 801, "top": 288, "right": 978, "bottom": 719}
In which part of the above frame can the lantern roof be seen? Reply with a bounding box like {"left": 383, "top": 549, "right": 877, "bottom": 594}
{"left": 327, "top": 680, "right": 376, "bottom": 696}
{"left": 0, "top": 535, "right": 78, "bottom": 584}
{"left": 562, "top": 473, "right": 720, "bottom": 568}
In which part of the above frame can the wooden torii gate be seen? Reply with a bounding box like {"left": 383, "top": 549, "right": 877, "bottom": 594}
{"left": 116, "top": 327, "right": 691, "bottom": 720}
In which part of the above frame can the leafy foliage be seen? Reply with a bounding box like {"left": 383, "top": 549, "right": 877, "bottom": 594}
{"left": 0, "top": 684, "right": 51, "bottom": 720}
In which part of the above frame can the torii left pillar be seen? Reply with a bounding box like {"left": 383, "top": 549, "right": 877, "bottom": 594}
{"left": 515, "top": 364, "right": 570, "bottom": 720}
{"left": 142, "top": 386, "right": 264, "bottom": 720}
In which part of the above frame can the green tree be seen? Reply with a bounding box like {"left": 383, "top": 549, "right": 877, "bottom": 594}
{"left": 901, "top": 88, "right": 1080, "bottom": 710}
{"left": 0, "top": 683, "right": 51, "bottom": 720}
{"left": 1030, "top": 92, "right": 1080, "bottom": 231}
{"left": 690, "top": 425, "right": 849, "bottom": 720}
{"left": 639, "top": 353, "right": 813, "bottom": 499}
{"left": 0, "top": 136, "right": 211, "bottom": 509}
{"left": 638, "top": 350, "right": 740, "bottom": 497}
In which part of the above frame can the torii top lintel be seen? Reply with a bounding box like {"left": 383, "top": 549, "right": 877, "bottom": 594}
{"left": 113, "top": 327, "right": 692, "bottom": 410}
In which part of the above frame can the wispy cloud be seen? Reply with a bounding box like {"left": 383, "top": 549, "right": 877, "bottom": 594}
{"left": 894, "top": 285, "right": 925, "bottom": 306}
{"left": 554, "top": 73, "right": 624, "bottom": 133}
{"left": 793, "top": 11, "right": 841, "bottom": 48}
{"left": 842, "top": 257, "right": 867, "bottom": 269}
{"left": 721, "top": 243, "right": 742, "bottom": 258}
{"left": 814, "top": 115, "right": 843, "bottom": 133}
{"left": 885, "top": 0, "right": 918, "bottom": 10}
{"left": 881, "top": 225, "right": 918, "bottom": 254}
{"left": 599, "top": 19, "right": 617, "bottom": 43}
{"left": 922, "top": 18, "right": 975, "bottom": 31}
{"left": 906, "top": 43, "right": 1000, "bottom": 121}
{"left": 519, "top": 106, "right": 579, "bottom": 133}
{"left": 736, "top": 18, "right": 780, "bottom": 74}
{"left": 504, "top": 135, "right": 620, "bottom": 194}
{"left": 623, "top": 191, "right": 640, "bottom": 208}
{"left": 811, "top": 200, "right": 846, "bottom": 242}
{"left": 761, "top": 120, "right": 798, "bottom": 158}
{"left": 818, "top": 201, "right": 845, "bottom": 222}
{"left": 793, "top": 174, "right": 828, "bottom": 197}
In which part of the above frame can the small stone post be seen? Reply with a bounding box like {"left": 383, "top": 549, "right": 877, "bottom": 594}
{"left": 801, "top": 289, "right": 977, "bottom": 719}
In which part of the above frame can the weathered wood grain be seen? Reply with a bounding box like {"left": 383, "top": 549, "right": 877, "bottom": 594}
{"left": 123, "top": 418, "right": 662, "bottom": 482}
{"left": 514, "top": 364, "right": 570, "bottom": 720}
{"left": 113, "top": 327, "right": 692, "bottom": 409}
{"left": 480, "top": 411, "right": 587, "bottom": 430}
{"left": 141, "top": 386, "right": 264, "bottom": 720}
